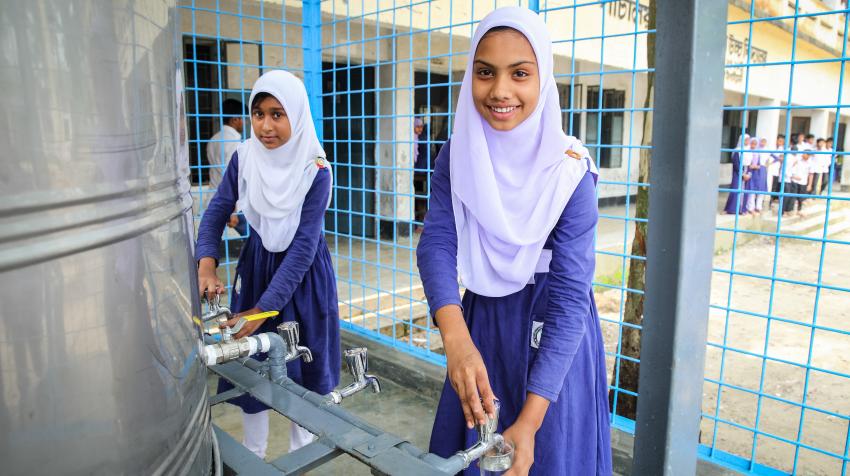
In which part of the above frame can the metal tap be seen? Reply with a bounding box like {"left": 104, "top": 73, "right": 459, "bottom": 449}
{"left": 200, "top": 294, "right": 233, "bottom": 341}
{"left": 456, "top": 399, "right": 510, "bottom": 470}
{"left": 329, "top": 347, "right": 381, "bottom": 404}
{"left": 277, "top": 322, "right": 313, "bottom": 363}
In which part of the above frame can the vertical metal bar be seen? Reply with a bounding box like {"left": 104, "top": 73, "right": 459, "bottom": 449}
{"left": 631, "top": 1, "right": 728, "bottom": 475}
{"left": 303, "top": 0, "right": 324, "bottom": 141}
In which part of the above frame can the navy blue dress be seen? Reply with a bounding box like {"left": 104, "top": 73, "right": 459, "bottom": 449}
{"left": 724, "top": 151, "right": 747, "bottom": 214}
{"left": 196, "top": 154, "right": 340, "bottom": 414}
{"left": 417, "top": 144, "right": 613, "bottom": 475}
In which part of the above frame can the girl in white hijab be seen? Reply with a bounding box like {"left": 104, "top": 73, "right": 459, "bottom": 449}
{"left": 417, "top": 7, "right": 611, "bottom": 475}
{"left": 195, "top": 70, "right": 339, "bottom": 459}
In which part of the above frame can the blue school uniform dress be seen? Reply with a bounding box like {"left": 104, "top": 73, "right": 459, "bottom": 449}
{"left": 743, "top": 154, "right": 759, "bottom": 193}
{"left": 417, "top": 144, "right": 613, "bottom": 475}
{"left": 724, "top": 151, "right": 747, "bottom": 214}
{"left": 753, "top": 155, "right": 768, "bottom": 194}
{"left": 195, "top": 154, "right": 340, "bottom": 413}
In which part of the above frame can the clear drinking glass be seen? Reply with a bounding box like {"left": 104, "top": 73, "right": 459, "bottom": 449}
{"left": 479, "top": 440, "right": 514, "bottom": 476}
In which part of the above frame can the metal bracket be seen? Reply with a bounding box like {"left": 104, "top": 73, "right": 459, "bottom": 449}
{"left": 353, "top": 433, "right": 406, "bottom": 459}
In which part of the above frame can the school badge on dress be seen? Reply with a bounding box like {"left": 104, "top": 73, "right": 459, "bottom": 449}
{"left": 531, "top": 320, "right": 544, "bottom": 349}
{"left": 315, "top": 157, "right": 328, "bottom": 169}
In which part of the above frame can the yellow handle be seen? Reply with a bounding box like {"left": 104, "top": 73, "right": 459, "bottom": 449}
{"left": 192, "top": 311, "right": 276, "bottom": 325}
{"left": 242, "top": 310, "right": 279, "bottom": 321}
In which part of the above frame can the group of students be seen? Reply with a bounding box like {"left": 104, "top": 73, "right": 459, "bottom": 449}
{"left": 724, "top": 132, "right": 838, "bottom": 218}
{"left": 195, "top": 7, "right": 612, "bottom": 475}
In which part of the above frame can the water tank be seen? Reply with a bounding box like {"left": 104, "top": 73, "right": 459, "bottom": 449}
{"left": 0, "top": 1, "right": 212, "bottom": 474}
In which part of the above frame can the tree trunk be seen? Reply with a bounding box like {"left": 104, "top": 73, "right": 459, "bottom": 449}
{"left": 609, "top": 0, "right": 656, "bottom": 421}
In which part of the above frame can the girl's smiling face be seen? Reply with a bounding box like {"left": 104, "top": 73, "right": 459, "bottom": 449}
{"left": 471, "top": 28, "right": 540, "bottom": 131}
{"left": 252, "top": 94, "right": 292, "bottom": 149}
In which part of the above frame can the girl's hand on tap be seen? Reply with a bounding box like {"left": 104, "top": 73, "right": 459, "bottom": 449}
{"left": 226, "top": 307, "right": 265, "bottom": 339}
{"left": 198, "top": 257, "right": 223, "bottom": 299}
{"left": 435, "top": 305, "right": 497, "bottom": 428}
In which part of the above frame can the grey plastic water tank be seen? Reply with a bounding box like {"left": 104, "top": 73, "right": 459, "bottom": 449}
{"left": 0, "top": 1, "right": 212, "bottom": 474}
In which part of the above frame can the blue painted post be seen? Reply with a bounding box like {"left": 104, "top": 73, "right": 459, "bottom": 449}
{"left": 302, "top": 0, "right": 324, "bottom": 141}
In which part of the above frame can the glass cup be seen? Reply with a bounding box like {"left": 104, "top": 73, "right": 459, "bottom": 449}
{"left": 479, "top": 440, "right": 514, "bottom": 476}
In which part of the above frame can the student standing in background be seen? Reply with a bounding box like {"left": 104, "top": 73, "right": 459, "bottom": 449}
{"left": 207, "top": 99, "right": 248, "bottom": 236}
{"left": 768, "top": 134, "right": 785, "bottom": 211}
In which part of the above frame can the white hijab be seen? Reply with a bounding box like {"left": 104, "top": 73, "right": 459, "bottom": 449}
{"left": 236, "top": 70, "right": 331, "bottom": 252}
{"left": 743, "top": 138, "right": 759, "bottom": 167}
{"left": 449, "top": 7, "right": 597, "bottom": 297}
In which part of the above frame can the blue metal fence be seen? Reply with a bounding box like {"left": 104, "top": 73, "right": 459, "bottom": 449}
{"left": 708, "top": 2, "right": 850, "bottom": 474}
{"left": 180, "top": 1, "right": 849, "bottom": 473}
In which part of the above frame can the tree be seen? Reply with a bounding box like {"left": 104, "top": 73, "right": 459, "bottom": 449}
{"left": 609, "top": 0, "right": 655, "bottom": 421}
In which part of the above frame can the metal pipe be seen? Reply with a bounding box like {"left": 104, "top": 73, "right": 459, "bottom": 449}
{"left": 202, "top": 334, "right": 271, "bottom": 366}
{"left": 265, "top": 332, "right": 287, "bottom": 384}
{"left": 210, "top": 424, "right": 223, "bottom": 476}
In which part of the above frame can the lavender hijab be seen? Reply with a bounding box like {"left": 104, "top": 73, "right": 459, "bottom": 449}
{"left": 450, "top": 7, "right": 598, "bottom": 297}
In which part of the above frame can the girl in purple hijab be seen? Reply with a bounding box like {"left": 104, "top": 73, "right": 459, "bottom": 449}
{"left": 724, "top": 133, "right": 750, "bottom": 215}
{"left": 743, "top": 136, "right": 762, "bottom": 214}
{"left": 416, "top": 7, "right": 612, "bottom": 475}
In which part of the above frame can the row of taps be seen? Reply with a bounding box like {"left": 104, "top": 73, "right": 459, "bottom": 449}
{"left": 200, "top": 295, "right": 380, "bottom": 404}
{"left": 200, "top": 296, "right": 511, "bottom": 471}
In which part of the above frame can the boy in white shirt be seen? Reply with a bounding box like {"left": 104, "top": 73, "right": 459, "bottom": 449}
{"left": 206, "top": 99, "right": 247, "bottom": 236}
{"left": 768, "top": 134, "right": 785, "bottom": 211}
{"left": 206, "top": 99, "right": 246, "bottom": 189}
{"left": 787, "top": 149, "right": 814, "bottom": 217}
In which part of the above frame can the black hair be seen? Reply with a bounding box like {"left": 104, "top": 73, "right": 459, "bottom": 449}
{"left": 777, "top": 134, "right": 785, "bottom": 140}
{"left": 251, "top": 92, "right": 273, "bottom": 110}
{"left": 222, "top": 99, "right": 245, "bottom": 124}
{"left": 817, "top": 137, "right": 826, "bottom": 143}
{"left": 805, "top": 133, "right": 815, "bottom": 141}
{"left": 827, "top": 137, "right": 834, "bottom": 142}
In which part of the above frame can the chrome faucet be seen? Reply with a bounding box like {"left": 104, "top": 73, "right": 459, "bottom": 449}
{"left": 329, "top": 347, "right": 381, "bottom": 404}
{"left": 277, "top": 322, "right": 313, "bottom": 363}
{"left": 200, "top": 294, "right": 234, "bottom": 341}
{"left": 456, "top": 399, "right": 511, "bottom": 470}
{"left": 201, "top": 293, "right": 231, "bottom": 322}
